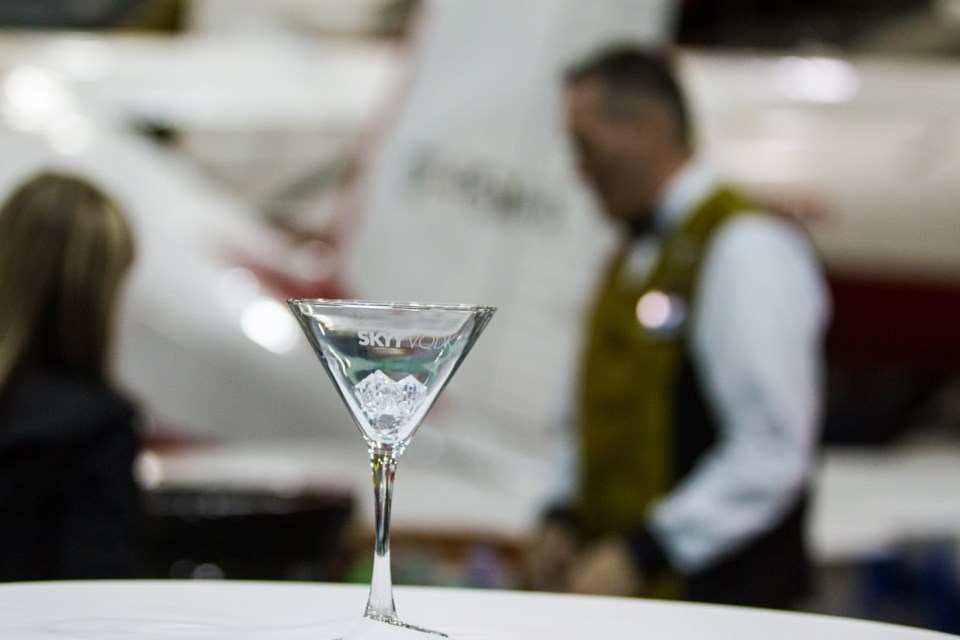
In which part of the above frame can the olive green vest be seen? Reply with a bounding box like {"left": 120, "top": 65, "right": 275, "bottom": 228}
{"left": 576, "top": 187, "right": 756, "bottom": 538}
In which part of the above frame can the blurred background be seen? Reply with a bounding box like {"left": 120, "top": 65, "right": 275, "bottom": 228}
{"left": 1, "top": 0, "right": 959, "bottom": 633}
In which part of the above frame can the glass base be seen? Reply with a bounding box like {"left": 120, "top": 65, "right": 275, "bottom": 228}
{"left": 365, "top": 612, "right": 448, "bottom": 637}
{"left": 322, "top": 614, "right": 448, "bottom": 640}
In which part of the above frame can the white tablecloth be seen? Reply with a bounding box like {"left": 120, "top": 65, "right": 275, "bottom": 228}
{"left": 0, "top": 581, "right": 953, "bottom": 640}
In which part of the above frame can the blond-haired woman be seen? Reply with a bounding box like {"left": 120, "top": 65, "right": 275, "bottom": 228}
{"left": 0, "top": 172, "right": 144, "bottom": 581}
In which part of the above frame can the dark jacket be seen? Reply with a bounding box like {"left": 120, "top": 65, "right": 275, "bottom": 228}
{"left": 0, "top": 365, "right": 145, "bottom": 581}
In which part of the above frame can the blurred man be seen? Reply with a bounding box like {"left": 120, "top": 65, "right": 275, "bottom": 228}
{"left": 529, "top": 47, "right": 830, "bottom": 609}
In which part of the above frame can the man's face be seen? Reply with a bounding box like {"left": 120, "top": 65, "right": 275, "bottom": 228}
{"left": 565, "top": 79, "right": 658, "bottom": 222}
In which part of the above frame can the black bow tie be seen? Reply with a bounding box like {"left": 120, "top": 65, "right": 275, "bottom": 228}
{"left": 626, "top": 210, "right": 657, "bottom": 239}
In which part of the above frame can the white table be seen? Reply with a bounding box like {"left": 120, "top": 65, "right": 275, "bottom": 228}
{"left": 0, "top": 581, "right": 954, "bottom": 640}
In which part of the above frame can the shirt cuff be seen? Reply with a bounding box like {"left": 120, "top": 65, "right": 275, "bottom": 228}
{"left": 541, "top": 503, "right": 580, "bottom": 531}
{"left": 627, "top": 525, "right": 671, "bottom": 578}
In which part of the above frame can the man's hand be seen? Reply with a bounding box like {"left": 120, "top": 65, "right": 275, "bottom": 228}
{"left": 567, "top": 536, "right": 644, "bottom": 597}
{"left": 524, "top": 519, "right": 578, "bottom": 592}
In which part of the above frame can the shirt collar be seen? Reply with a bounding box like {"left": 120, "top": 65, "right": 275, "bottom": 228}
{"left": 652, "top": 157, "right": 720, "bottom": 235}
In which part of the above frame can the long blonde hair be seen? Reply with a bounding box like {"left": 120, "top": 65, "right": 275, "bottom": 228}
{"left": 0, "top": 172, "right": 134, "bottom": 389}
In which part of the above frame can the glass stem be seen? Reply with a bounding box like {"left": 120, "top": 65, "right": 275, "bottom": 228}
{"left": 365, "top": 444, "right": 399, "bottom": 623}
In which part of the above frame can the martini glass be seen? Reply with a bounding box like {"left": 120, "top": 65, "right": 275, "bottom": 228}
{"left": 287, "top": 299, "right": 495, "bottom": 636}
